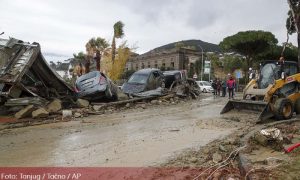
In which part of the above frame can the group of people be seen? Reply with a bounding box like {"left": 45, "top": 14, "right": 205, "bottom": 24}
{"left": 211, "top": 75, "right": 236, "bottom": 99}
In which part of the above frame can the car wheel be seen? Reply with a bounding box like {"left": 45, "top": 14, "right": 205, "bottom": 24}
{"left": 274, "top": 98, "right": 294, "bottom": 120}
{"left": 203, "top": 88, "right": 207, "bottom": 93}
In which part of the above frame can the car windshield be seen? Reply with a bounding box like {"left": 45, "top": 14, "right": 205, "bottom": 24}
{"left": 128, "top": 73, "right": 148, "bottom": 84}
{"left": 202, "top": 82, "right": 211, "bottom": 86}
{"left": 259, "top": 63, "right": 279, "bottom": 89}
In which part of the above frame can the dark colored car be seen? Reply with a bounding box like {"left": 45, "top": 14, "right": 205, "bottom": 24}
{"left": 75, "top": 71, "right": 118, "bottom": 101}
{"left": 163, "top": 70, "right": 187, "bottom": 88}
{"left": 122, "top": 68, "right": 164, "bottom": 94}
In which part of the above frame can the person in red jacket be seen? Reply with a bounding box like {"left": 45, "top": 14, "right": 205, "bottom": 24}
{"left": 227, "top": 76, "right": 236, "bottom": 99}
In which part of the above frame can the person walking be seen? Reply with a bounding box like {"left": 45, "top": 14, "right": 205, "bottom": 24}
{"left": 221, "top": 80, "right": 226, "bottom": 97}
{"left": 227, "top": 76, "right": 236, "bottom": 99}
{"left": 216, "top": 79, "right": 221, "bottom": 96}
{"left": 212, "top": 80, "right": 217, "bottom": 96}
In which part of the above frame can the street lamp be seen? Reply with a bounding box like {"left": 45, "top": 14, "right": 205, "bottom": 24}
{"left": 198, "top": 45, "right": 204, "bottom": 81}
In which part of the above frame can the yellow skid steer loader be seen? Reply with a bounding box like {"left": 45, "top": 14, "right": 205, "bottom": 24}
{"left": 221, "top": 60, "right": 300, "bottom": 122}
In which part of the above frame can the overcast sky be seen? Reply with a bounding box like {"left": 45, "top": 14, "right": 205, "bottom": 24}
{"left": 0, "top": 0, "right": 295, "bottom": 61}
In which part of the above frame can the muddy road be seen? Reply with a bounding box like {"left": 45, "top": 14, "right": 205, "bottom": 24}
{"left": 0, "top": 94, "right": 252, "bottom": 167}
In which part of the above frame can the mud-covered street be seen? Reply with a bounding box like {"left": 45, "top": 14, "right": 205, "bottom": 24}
{"left": 0, "top": 94, "right": 252, "bottom": 167}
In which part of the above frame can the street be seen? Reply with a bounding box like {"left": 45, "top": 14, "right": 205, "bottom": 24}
{"left": 0, "top": 94, "right": 247, "bottom": 167}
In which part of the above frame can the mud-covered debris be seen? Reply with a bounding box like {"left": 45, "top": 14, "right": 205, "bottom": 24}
{"left": 46, "top": 99, "right": 62, "bottom": 113}
{"left": 32, "top": 108, "right": 49, "bottom": 118}
{"left": 74, "top": 112, "right": 82, "bottom": 118}
{"left": 76, "top": 99, "right": 89, "bottom": 108}
{"left": 212, "top": 152, "right": 222, "bottom": 163}
{"left": 15, "top": 105, "right": 35, "bottom": 119}
{"left": 125, "top": 103, "right": 131, "bottom": 108}
{"left": 62, "top": 110, "right": 72, "bottom": 120}
{"left": 93, "top": 105, "right": 103, "bottom": 111}
{"left": 252, "top": 128, "right": 284, "bottom": 151}
{"left": 219, "top": 144, "right": 227, "bottom": 152}
{"left": 0, "top": 38, "right": 75, "bottom": 110}
{"left": 190, "top": 157, "right": 198, "bottom": 163}
{"left": 150, "top": 100, "right": 159, "bottom": 105}
{"left": 117, "top": 89, "right": 129, "bottom": 101}
{"left": 133, "top": 87, "right": 164, "bottom": 97}
{"left": 5, "top": 97, "right": 47, "bottom": 106}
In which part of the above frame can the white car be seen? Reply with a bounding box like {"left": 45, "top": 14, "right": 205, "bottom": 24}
{"left": 196, "top": 81, "right": 213, "bottom": 93}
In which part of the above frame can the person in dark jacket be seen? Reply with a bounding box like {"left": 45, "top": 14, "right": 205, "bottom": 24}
{"left": 221, "top": 80, "right": 226, "bottom": 97}
{"left": 227, "top": 76, "right": 236, "bottom": 99}
{"left": 212, "top": 80, "right": 217, "bottom": 96}
{"left": 216, "top": 79, "right": 221, "bottom": 96}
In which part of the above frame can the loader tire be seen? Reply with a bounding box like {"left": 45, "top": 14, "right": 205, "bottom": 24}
{"left": 274, "top": 98, "right": 294, "bottom": 120}
{"left": 295, "top": 98, "right": 300, "bottom": 114}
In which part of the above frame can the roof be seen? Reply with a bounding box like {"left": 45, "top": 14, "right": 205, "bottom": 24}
{"left": 0, "top": 38, "right": 74, "bottom": 97}
{"left": 135, "top": 68, "right": 160, "bottom": 74}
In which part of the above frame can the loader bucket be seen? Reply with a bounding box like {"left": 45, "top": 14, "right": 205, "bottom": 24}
{"left": 220, "top": 100, "right": 274, "bottom": 122}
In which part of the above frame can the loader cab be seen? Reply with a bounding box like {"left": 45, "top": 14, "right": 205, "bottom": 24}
{"left": 258, "top": 60, "right": 298, "bottom": 89}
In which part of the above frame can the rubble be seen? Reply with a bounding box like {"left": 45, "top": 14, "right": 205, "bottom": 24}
{"left": 76, "top": 99, "right": 89, "bottom": 108}
{"left": 15, "top": 105, "right": 35, "bottom": 119}
{"left": 62, "top": 110, "right": 72, "bottom": 120}
{"left": 252, "top": 128, "right": 284, "bottom": 151}
{"left": 93, "top": 105, "right": 103, "bottom": 111}
{"left": 74, "top": 112, "right": 82, "bottom": 118}
{"left": 212, "top": 152, "right": 222, "bottom": 163}
{"left": 32, "top": 108, "right": 49, "bottom": 118}
{"left": 0, "top": 38, "right": 75, "bottom": 117}
{"left": 46, "top": 99, "right": 62, "bottom": 113}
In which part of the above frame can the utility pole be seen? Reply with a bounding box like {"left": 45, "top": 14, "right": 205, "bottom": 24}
{"left": 198, "top": 45, "right": 204, "bottom": 81}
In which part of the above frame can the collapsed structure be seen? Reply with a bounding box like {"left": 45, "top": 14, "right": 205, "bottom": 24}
{"left": 0, "top": 38, "right": 75, "bottom": 114}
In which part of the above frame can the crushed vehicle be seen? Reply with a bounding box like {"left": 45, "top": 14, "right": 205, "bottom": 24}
{"left": 0, "top": 38, "right": 75, "bottom": 112}
{"left": 75, "top": 71, "right": 118, "bottom": 101}
{"left": 221, "top": 60, "right": 300, "bottom": 121}
{"left": 196, "top": 81, "right": 213, "bottom": 93}
{"left": 122, "top": 68, "right": 165, "bottom": 95}
{"left": 163, "top": 70, "right": 187, "bottom": 89}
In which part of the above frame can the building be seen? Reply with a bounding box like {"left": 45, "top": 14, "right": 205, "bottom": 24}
{"left": 126, "top": 48, "right": 203, "bottom": 71}
{"left": 55, "top": 62, "right": 72, "bottom": 79}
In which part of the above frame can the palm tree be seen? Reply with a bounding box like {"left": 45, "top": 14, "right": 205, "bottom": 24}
{"left": 85, "top": 37, "right": 109, "bottom": 72}
{"left": 112, "top": 21, "right": 125, "bottom": 64}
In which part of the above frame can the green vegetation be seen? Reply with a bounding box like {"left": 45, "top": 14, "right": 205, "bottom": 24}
{"left": 220, "top": 30, "right": 278, "bottom": 71}
{"left": 112, "top": 21, "right": 125, "bottom": 64}
{"left": 287, "top": 1, "right": 300, "bottom": 66}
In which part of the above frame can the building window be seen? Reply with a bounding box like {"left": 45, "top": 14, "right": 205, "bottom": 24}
{"left": 141, "top": 63, "right": 145, "bottom": 69}
{"left": 148, "top": 62, "right": 151, "bottom": 68}
{"left": 171, "top": 62, "right": 175, "bottom": 68}
{"left": 135, "top": 64, "right": 138, "bottom": 70}
{"left": 155, "top": 60, "right": 158, "bottom": 68}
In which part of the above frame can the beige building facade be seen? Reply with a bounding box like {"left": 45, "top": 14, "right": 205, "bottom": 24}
{"left": 126, "top": 48, "right": 203, "bottom": 71}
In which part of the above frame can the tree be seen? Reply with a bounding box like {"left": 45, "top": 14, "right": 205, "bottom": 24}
{"left": 258, "top": 43, "right": 297, "bottom": 62}
{"left": 112, "top": 21, "right": 125, "bottom": 64}
{"left": 85, "top": 37, "right": 109, "bottom": 72}
{"left": 287, "top": 0, "right": 300, "bottom": 68}
{"left": 109, "top": 41, "right": 131, "bottom": 80}
{"left": 72, "top": 51, "right": 85, "bottom": 65}
{"left": 219, "top": 30, "right": 278, "bottom": 70}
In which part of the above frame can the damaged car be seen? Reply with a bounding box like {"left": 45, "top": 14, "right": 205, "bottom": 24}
{"left": 122, "top": 68, "right": 164, "bottom": 95}
{"left": 163, "top": 70, "right": 187, "bottom": 88}
{"left": 75, "top": 71, "right": 118, "bottom": 101}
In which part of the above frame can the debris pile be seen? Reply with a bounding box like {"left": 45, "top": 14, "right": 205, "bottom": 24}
{"left": 0, "top": 38, "right": 75, "bottom": 119}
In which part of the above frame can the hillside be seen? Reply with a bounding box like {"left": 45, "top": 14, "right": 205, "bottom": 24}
{"left": 153, "top": 39, "right": 221, "bottom": 53}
